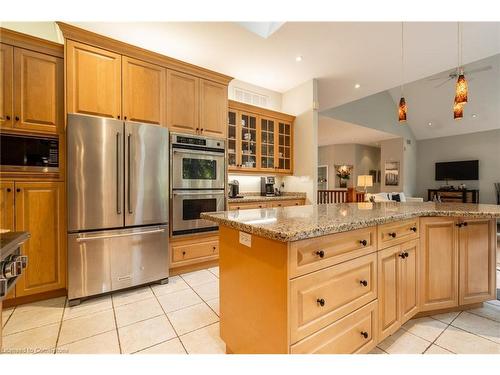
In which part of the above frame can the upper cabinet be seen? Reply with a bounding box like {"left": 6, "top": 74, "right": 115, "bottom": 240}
{"left": 166, "top": 70, "right": 199, "bottom": 133}
{"left": 122, "top": 56, "right": 166, "bottom": 125}
{"left": 66, "top": 40, "right": 122, "bottom": 119}
{"left": 199, "top": 79, "right": 227, "bottom": 138}
{"left": 227, "top": 100, "right": 295, "bottom": 174}
{"left": 58, "top": 22, "right": 233, "bottom": 135}
{"left": 0, "top": 40, "right": 63, "bottom": 134}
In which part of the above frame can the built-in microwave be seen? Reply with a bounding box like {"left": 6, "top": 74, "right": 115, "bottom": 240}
{"left": 0, "top": 134, "right": 59, "bottom": 172}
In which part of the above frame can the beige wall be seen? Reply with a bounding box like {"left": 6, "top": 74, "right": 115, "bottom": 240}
{"left": 228, "top": 79, "right": 283, "bottom": 112}
{"left": 1, "top": 22, "right": 63, "bottom": 43}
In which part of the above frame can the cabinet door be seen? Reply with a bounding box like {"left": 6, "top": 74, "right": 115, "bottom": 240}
{"left": 400, "top": 240, "right": 420, "bottom": 324}
{"left": 14, "top": 182, "right": 66, "bottom": 297}
{"left": 0, "top": 43, "right": 14, "bottom": 129}
{"left": 199, "top": 79, "right": 226, "bottom": 138}
{"left": 239, "top": 112, "right": 258, "bottom": 170}
{"left": 0, "top": 181, "right": 15, "bottom": 232}
{"left": 66, "top": 40, "right": 122, "bottom": 119}
{"left": 227, "top": 109, "right": 238, "bottom": 169}
{"left": 276, "top": 121, "right": 292, "bottom": 173}
{"left": 122, "top": 56, "right": 166, "bottom": 125}
{"left": 459, "top": 219, "right": 496, "bottom": 305}
{"left": 13, "top": 48, "right": 63, "bottom": 134}
{"left": 259, "top": 117, "right": 276, "bottom": 172}
{"left": 378, "top": 244, "right": 401, "bottom": 341}
{"left": 166, "top": 70, "right": 199, "bottom": 134}
{"left": 419, "top": 217, "right": 459, "bottom": 311}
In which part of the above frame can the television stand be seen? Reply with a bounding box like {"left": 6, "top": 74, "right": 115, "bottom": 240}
{"left": 428, "top": 189, "right": 479, "bottom": 203}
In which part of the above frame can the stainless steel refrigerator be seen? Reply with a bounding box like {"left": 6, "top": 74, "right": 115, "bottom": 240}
{"left": 67, "top": 114, "right": 169, "bottom": 304}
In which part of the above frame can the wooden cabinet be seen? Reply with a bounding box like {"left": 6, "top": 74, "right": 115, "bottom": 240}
{"left": 378, "top": 218, "right": 419, "bottom": 250}
{"left": 0, "top": 181, "right": 15, "bottom": 232}
{"left": 459, "top": 219, "right": 496, "bottom": 305}
{"left": 0, "top": 43, "right": 14, "bottom": 129}
{"left": 199, "top": 79, "right": 227, "bottom": 138}
{"left": 228, "top": 201, "right": 268, "bottom": 210}
{"left": 378, "top": 240, "right": 420, "bottom": 341}
{"left": 419, "top": 217, "right": 459, "bottom": 311}
{"left": 122, "top": 56, "right": 166, "bottom": 125}
{"left": 166, "top": 70, "right": 199, "bottom": 134}
{"left": 228, "top": 100, "right": 295, "bottom": 174}
{"left": 227, "top": 198, "right": 306, "bottom": 211}
{"left": 66, "top": 40, "right": 122, "bottom": 119}
{"left": 13, "top": 181, "right": 66, "bottom": 297}
{"left": 0, "top": 44, "right": 63, "bottom": 134}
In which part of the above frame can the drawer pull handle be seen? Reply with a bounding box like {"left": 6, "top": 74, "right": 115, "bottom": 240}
{"left": 212, "top": 246, "right": 216, "bottom": 251}
{"left": 315, "top": 250, "right": 325, "bottom": 258}
{"left": 388, "top": 232, "right": 397, "bottom": 238}
{"left": 359, "top": 280, "right": 368, "bottom": 287}
{"left": 360, "top": 331, "right": 369, "bottom": 339}
{"left": 410, "top": 226, "right": 417, "bottom": 232}
{"left": 462, "top": 222, "right": 468, "bottom": 227}
{"left": 403, "top": 252, "right": 409, "bottom": 258}
{"left": 359, "top": 239, "right": 367, "bottom": 246}
{"left": 399, "top": 252, "right": 406, "bottom": 259}
{"left": 182, "top": 251, "right": 186, "bottom": 256}
{"left": 316, "top": 298, "right": 325, "bottom": 307}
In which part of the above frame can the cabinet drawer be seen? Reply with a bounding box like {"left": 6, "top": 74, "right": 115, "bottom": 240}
{"left": 172, "top": 240, "right": 219, "bottom": 263}
{"left": 228, "top": 202, "right": 268, "bottom": 210}
{"left": 271, "top": 199, "right": 305, "bottom": 208}
{"left": 290, "top": 252, "right": 377, "bottom": 343}
{"left": 289, "top": 226, "right": 377, "bottom": 278}
{"left": 378, "top": 218, "right": 419, "bottom": 250}
{"left": 290, "top": 300, "right": 378, "bottom": 354}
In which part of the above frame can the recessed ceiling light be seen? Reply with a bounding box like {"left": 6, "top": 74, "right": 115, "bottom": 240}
{"left": 471, "top": 114, "right": 477, "bottom": 118}
{"left": 295, "top": 55, "right": 303, "bottom": 62}
{"left": 354, "top": 83, "right": 361, "bottom": 89}
{"left": 428, "top": 122, "right": 432, "bottom": 126}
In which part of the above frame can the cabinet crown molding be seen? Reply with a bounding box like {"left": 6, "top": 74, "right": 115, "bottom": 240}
{"left": 228, "top": 99, "right": 295, "bottom": 122}
{"left": 56, "top": 22, "right": 233, "bottom": 86}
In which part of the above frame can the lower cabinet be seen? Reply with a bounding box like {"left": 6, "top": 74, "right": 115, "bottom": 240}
{"left": 228, "top": 198, "right": 305, "bottom": 210}
{"left": 378, "top": 239, "right": 419, "bottom": 341}
{"left": 170, "top": 233, "right": 219, "bottom": 269}
{"left": 1, "top": 181, "right": 66, "bottom": 300}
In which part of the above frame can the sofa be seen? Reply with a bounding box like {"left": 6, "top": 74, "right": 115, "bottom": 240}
{"left": 365, "top": 192, "right": 424, "bottom": 203}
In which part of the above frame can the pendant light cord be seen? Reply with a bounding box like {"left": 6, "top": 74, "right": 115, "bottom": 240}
{"left": 457, "top": 22, "right": 462, "bottom": 74}
{"left": 401, "top": 22, "right": 404, "bottom": 95}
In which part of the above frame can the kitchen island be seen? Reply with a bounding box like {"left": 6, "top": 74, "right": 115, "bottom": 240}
{"left": 202, "top": 202, "right": 500, "bottom": 354}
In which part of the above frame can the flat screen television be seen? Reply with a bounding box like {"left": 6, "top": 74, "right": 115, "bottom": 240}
{"left": 435, "top": 160, "right": 479, "bottom": 181}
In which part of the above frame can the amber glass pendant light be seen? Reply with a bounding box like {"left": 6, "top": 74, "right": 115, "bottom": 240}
{"left": 453, "top": 101, "right": 464, "bottom": 120}
{"left": 454, "top": 23, "right": 468, "bottom": 105}
{"left": 398, "top": 22, "right": 407, "bottom": 123}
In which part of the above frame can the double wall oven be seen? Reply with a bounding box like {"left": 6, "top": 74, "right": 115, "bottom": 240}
{"left": 170, "top": 133, "right": 225, "bottom": 236}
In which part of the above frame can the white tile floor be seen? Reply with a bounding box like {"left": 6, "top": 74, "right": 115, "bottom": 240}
{"left": 1, "top": 266, "right": 500, "bottom": 354}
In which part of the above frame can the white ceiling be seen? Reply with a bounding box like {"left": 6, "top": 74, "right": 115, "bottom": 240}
{"left": 318, "top": 116, "right": 398, "bottom": 147}
{"left": 67, "top": 22, "right": 500, "bottom": 112}
{"left": 388, "top": 54, "right": 500, "bottom": 140}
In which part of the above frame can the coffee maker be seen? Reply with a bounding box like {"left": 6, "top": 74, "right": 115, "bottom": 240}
{"left": 229, "top": 180, "right": 241, "bottom": 198}
{"left": 260, "top": 176, "right": 275, "bottom": 196}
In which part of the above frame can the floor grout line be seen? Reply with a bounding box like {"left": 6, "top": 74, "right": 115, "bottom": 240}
{"left": 52, "top": 297, "right": 67, "bottom": 353}
{"left": 110, "top": 289, "right": 123, "bottom": 354}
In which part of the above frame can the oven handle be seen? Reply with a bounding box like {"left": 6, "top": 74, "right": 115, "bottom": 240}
{"left": 172, "top": 191, "right": 225, "bottom": 196}
{"left": 172, "top": 148, "right": 225, "bottom": 158}
{"left": 76, "top": 228, "right": 166, "bottom": 242}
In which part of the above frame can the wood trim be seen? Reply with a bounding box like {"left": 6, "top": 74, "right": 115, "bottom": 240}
{"left": 228, "top": 99, "right": 295, "bottom": 122}
{"left": 0, "top": 27, "right": 63, "bottom": 58}
{"left": 413, "top": 302, "right": 483, "bottom": 319}
{"left": 2, "top": 288, "right": 66, "bottom": 308}
{"left": 169, "top": 260, "right": 218, "bottom": 276}
{"left": 56, "top": 22, "right": 233, "bottom": 85}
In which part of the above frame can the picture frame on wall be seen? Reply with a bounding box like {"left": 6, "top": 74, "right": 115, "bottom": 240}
{"left": 384, "top": 161, "right": 400, "bottom": 186}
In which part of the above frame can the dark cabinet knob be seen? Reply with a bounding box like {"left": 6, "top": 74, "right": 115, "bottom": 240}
{"left": 359, "top": 239, "right": 367, "bottom": 246}
{"left": 124, "top": 116, "right": 127, "bottom": 120}
{"left": 212, "top": 246, "right": 216, "bottom": 251}
{"left": 16, "top": 188, "right": 21, "bottom": 193}
{"left": 360, "top": 331, "right": 369, "bottom": 339}
{"left": 360, "top": 280, "right": 368, "bottom": 287}
{"left": 6, "top": 115, "right": 10, "bottom": 120}
{"left": 410, "top": 227, "right": 417, "bottom": 232}
{"left": 462, "top": 222, "right": 468, "bottom": 227}
{"left": 117, "top": 115, "right": 120, "bottom": 119}
{"left": 388, "top": 232, "right": 397, "bottom": 238}
{"left": 456, "top": 223, "right": 463, "bottom": 228}
{"left": 200, "top": 128, "right": 204, "bottom": 132}
{"left": 182, "top": 251, "right": 186, "bottom": 256}
{"left": 316, "top": 298, "right": 325, "bottom": 307}
{"left": 15, "top": 116, "right": 19, "bottom": 121}
{"left": 6, "top": 188, "right": 11, "bottom": 192}
{"left": 316, "top": 250, "right": 325, "bottom": 258}
{"left": 399, "top": 253, "right": 406, "bottom": 259}
{"left": 404, "top": 252, "right": 409, "bottom": 258}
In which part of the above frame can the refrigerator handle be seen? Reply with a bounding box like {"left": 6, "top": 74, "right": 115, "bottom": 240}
{"left": 116, "top": 132, "right": 122, "bottom": 215}
{"left": 127, "top": 133, "right": 133, "bottom": 214}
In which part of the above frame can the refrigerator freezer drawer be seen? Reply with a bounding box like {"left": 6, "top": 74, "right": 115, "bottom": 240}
{"left": 68, "top": 225, "right": 169, "bottom": 301}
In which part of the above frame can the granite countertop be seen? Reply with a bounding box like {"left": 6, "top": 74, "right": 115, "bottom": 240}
{"left": 227, "top": 192, "right": 306, "bottom": 204}
{"left": 201, "top": 202, "right": 500, "bottom": 242}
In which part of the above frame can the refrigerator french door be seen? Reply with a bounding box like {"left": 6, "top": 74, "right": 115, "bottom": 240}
{"left": 67, "top": 114, "right": 169, "bottom": 303}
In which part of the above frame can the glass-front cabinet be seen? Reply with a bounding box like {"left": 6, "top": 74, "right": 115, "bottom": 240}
{"left": 227, "top": 100, "right": 294, "bottom": 174}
